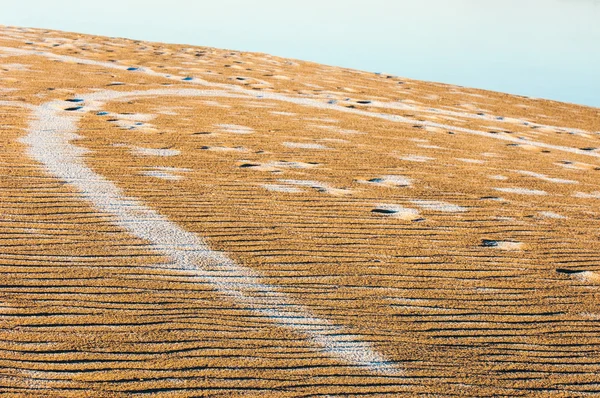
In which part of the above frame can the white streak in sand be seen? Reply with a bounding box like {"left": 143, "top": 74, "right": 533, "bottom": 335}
{"left": 21, "top": 88, "right": 399, "bottom": 375}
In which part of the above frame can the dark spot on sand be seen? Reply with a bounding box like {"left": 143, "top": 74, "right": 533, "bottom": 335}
{"left": 371, "top": 208, "right": 398, "bottom": 215}
{"left": 64, "top": 106, "right": 83, "bottom": 111}
{"left": 481, "top": 239, "right": 499, "bottom": 247}
{"left": 556, "top": 268, "right": 586, "bottom": 275}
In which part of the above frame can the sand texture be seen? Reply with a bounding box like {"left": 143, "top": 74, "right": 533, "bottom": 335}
{"left": 1, "top": 25, "right": 600, "bottom": 397}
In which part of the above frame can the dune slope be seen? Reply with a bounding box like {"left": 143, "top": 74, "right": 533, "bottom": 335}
{"left": 1, "top": 25, "right": 600, "bottom": 397}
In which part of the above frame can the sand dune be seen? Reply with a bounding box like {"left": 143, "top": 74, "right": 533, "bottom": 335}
{"left": 0, "top": 25, "right": 599, "bottom": 397}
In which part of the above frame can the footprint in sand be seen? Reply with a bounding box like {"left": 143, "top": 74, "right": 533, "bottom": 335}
{"left": 480, "top": 196, "right": 506, "bottom": 202}
{"left": 361, "top": 175, "right": 412, "bottom": 188}
{"left": 556, "top": 269, "right": 600, "bottom": 283}
{"left": 279, "top": 179, "right": 352, "bottom": 196}
{"left": 64, "top": 106, "right": 83, "bottom": 111}
{"left": 481, "top": 239, "right": 524, "bottom": 251}
{"left": 239, "top": 161, "right": 320, "bottom": 172}
{"left": 201, "top": 145, "right": 247, "bottom": 152}
{"left": 107, "top": 113, "right": 157, "bottom": 131}
{"left": 556, "top": 161, "right": 597, "bottom": 170}
{"left": 371, "top": 205, "right": 421, "bottom": 221}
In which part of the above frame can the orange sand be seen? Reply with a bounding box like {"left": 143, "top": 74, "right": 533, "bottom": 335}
{"left": 0, "top": 25, "right": 599, "bottom": 397}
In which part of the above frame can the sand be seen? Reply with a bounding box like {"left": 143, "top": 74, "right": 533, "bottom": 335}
{"left": 0, "top": 24, "right": 599, "bottom": 397}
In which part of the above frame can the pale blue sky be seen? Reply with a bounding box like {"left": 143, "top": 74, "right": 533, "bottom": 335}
{"left": 2, "top": 0, "right": 599, "bottom": 107}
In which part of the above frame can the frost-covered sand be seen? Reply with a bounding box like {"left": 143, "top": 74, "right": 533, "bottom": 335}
{"left": 0, "top": 25, "right": 599, "bottom": 397}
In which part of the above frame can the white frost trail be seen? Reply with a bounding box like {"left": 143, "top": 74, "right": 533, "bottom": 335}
{"left": 21, "top": 89, "right": 400, "bottom": 375}
{"left": 2, "top": 46, "right": 599, "bottom": 159}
